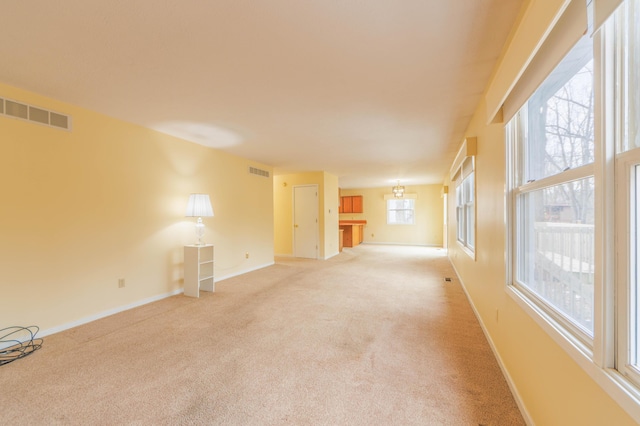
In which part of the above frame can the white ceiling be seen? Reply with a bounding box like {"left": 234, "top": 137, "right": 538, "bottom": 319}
{"left": 0, "top": 0, "right": 522, "bottom": 188}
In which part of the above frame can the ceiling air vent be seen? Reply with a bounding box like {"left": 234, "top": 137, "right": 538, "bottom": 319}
{"left": 1, "top": 97, "right": 71, "bottom": 131}
{"left": 248, "top": 166, "right": 270, "bottom": 178}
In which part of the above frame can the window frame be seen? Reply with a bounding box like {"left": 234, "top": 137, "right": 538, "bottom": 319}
{"left": 615, "top": 0, "right": 640, "bottom": 389}
{"left": 507, "top": 29, "right": 601, "bottom": 347}
{"left": 455, "top": 157, "right": 476, "bottom": 257}
{"left": 506, "top": 5, "right": 640, "bottom": 419}
{"left": 386, "top": 198, "right": 416, "bottom": 225}
{"left": 616, "top": 150, "right": 640, "bottom": 386}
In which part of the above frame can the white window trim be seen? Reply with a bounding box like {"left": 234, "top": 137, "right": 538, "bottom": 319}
{"left": 512, "top": 164, "right": 595, "bottom": 195}
{"left": 505, "top": 134, "right": 640, "bottom": 421}
{"left": 508, "top": 27, "right": 598, "bottom": 344}
{"left": 453, "top": 140, "right": 476, "bottom": 259}
{"left": 505, "top": 126, "right": 598, "bottom": 356}
{"left": 505, "top": 12, "right": 640, "bottom": 422}
{"left": 383, "top": 193, "right": 418, "bottom": 200}
{"left": 615, "top": 149, "right": 640, "bottom": 386}
{"left": 456, "top": 172, "right": 475, "bottom": 257}
{"left": 505, "top": 285, "right": 640, "bottom": 421}
{"left": 386, "top": 198, "right": 416, "bottom": 225}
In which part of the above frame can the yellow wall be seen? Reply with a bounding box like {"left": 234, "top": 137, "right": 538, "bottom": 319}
{"left": 339, "top": 185, "right": 443, "bottom": 246}
{"left": 273, "top": 171, "right": 339, "bottom": 259}
{"left": 1, "top": 83, "right": 274, "bottom": 334}
{"left": 446, "top": 1, "right": 637, "bottom": 423}
{"left": 323, "top": 173, "right": 340, "bottom": 256}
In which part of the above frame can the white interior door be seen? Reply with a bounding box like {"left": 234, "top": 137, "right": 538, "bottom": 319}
{"left": 293, "top": 185, "right": 318, "bottom": 259}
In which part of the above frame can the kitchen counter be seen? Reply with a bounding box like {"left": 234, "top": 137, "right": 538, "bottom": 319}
{"left": 339, "top": 220, "right": 367, "bottom": 248}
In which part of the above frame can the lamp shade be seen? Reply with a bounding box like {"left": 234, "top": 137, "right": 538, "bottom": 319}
{"left": 185, "top": 194, "right": 214, "bottom": 217}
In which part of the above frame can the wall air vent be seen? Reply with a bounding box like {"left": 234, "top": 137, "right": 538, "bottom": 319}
{"left": 248, "top": 166, "right": 270, "bottom": 178}
{"left": 6, "top": 100, "right": 28, "bottom": 119}
{"left": 0, "top": 97, "right": 71, "bottom": 131}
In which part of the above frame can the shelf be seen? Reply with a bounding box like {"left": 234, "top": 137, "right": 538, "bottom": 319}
{"left": 184, "top": 244, "right": 215, "bottom": 297}
{"left": 199, "top": 276, "right": 214, "bottom": 292}
{"left": 199, "top": 245, "right": 213, "bottom": 260}
{"left": 199, "top": 262, "right": 214, "bottom": 279}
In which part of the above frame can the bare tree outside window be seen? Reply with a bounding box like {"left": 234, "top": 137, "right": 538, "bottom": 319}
{"left": 516, "top": 36, "right": 595, "bottom": 336}
{"left": 387, "top": 199, "right": 415, "bottom": 225}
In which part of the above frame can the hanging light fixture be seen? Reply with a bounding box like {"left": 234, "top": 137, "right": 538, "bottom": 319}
{"left": 392, "top": 180, "right": 405, "bottom": 198}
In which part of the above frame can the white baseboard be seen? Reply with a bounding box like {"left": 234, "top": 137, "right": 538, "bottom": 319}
{"left": 360, "top": 242, "right": 442, "bottom": 247}
{"left": 40, "top": 262, "right": 277, "bottom": 338}
{"left": 275, "top": 253, "right": 341, "bottom": 260}
{"left": 324, "top": 251, "right": 340, "bottom": 260}
{"left": 216, "top": 261, "right": 275, "bottom": 282}
{"left": 449, "top": 261, "right": 534, "bottom": 426}
{"left": 39, "top": 288, "right": 184, "bottom": 338}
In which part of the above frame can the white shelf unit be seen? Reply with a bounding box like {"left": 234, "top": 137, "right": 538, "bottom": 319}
{"left": 183, "top": 244, "right": 214, "bottom": 297}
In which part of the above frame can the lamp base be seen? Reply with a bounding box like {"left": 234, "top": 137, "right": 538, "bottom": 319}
{"left": 195, "top": 217, "right": 205, "bottom": 245}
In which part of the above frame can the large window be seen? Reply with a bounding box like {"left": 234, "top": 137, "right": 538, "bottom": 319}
{"left": 507, "top": 0, "right": 640, "bottom": 403}
{"left": 387, "top": 199, "right": 415, "bottom": 225}
{"left": 455, "top": 157, "right": 475, "bottom": 254}
{"left": 509, "top": 34, "right": 596, "bottom": 344}
{"left": 616, "top": 0, "right": 640, "bottom": 388}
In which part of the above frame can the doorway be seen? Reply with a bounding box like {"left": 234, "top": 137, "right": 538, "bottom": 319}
{"left": 293, "top": 185, "right": 318, "bottom": 259}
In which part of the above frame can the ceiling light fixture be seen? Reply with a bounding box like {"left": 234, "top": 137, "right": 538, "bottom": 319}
{"left": 392, "top": 180, "right": 405, "bottom": 198}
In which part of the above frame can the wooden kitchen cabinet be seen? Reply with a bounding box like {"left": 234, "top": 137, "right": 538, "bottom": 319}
{"left": 341, "top": 224, "right": 360, "bottom": 247}
{"left": 351, "top": 196, "right": 363, "bottom": 213}
{"left": 340, "top": 195, "right": 363, "bottom": 213}
{"left": 339, "top": 221, "right": 366, "bottom": 248}
{"left": 342, "top": 196, "right": 352, "bottom": 213}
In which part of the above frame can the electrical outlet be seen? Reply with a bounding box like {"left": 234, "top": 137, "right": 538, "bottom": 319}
{"left": 118, "top": 278, "right": 125, "bottom": 288}
{"left": 245, "top": 252, "right": 249, "bottom": 259}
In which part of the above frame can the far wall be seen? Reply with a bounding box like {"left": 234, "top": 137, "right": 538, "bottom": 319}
{"left": 339, "top": 185, "right": 443, "bottom": 246}
{"left": 273, "top": 172, "right": 340, "bottom": 259}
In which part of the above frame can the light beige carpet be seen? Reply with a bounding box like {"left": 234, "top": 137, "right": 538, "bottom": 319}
{"left": 0, "top": 245, "right": 524, "bottom": 425}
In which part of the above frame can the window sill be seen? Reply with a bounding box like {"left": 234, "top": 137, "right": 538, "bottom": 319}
{"left": 457, "top": 241, "right": 476, "bottom": 260}
{"left": 506, "top": 285, "right": 640, "bottom": 423}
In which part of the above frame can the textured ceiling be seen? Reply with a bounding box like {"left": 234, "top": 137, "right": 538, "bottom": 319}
{"left": 0, "top": 0, "right": 522, "bottom": 188}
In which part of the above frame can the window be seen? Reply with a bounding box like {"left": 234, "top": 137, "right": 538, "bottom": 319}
{"left": 616, "top": 0, "right": 640, "bottom": 388}
{"left": 387, "top": 198, "right": 415, "bottom": 225}
{"left": 507, "top": 0, "right": 640, "bottom": 407}
{"left": 616, "top": 148, "right": 640, "bottom": 386}
{"left": 509, "top": 34, "right": 596, "bottom": 344}
{"left": 619, "top": 162, "right": 640, "bottom": 380}
{"left": 455, "top": 157, "right": 475, "bottom": 253}
{"left": 632, "top": 165, "right": 640, "bottom": 364}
